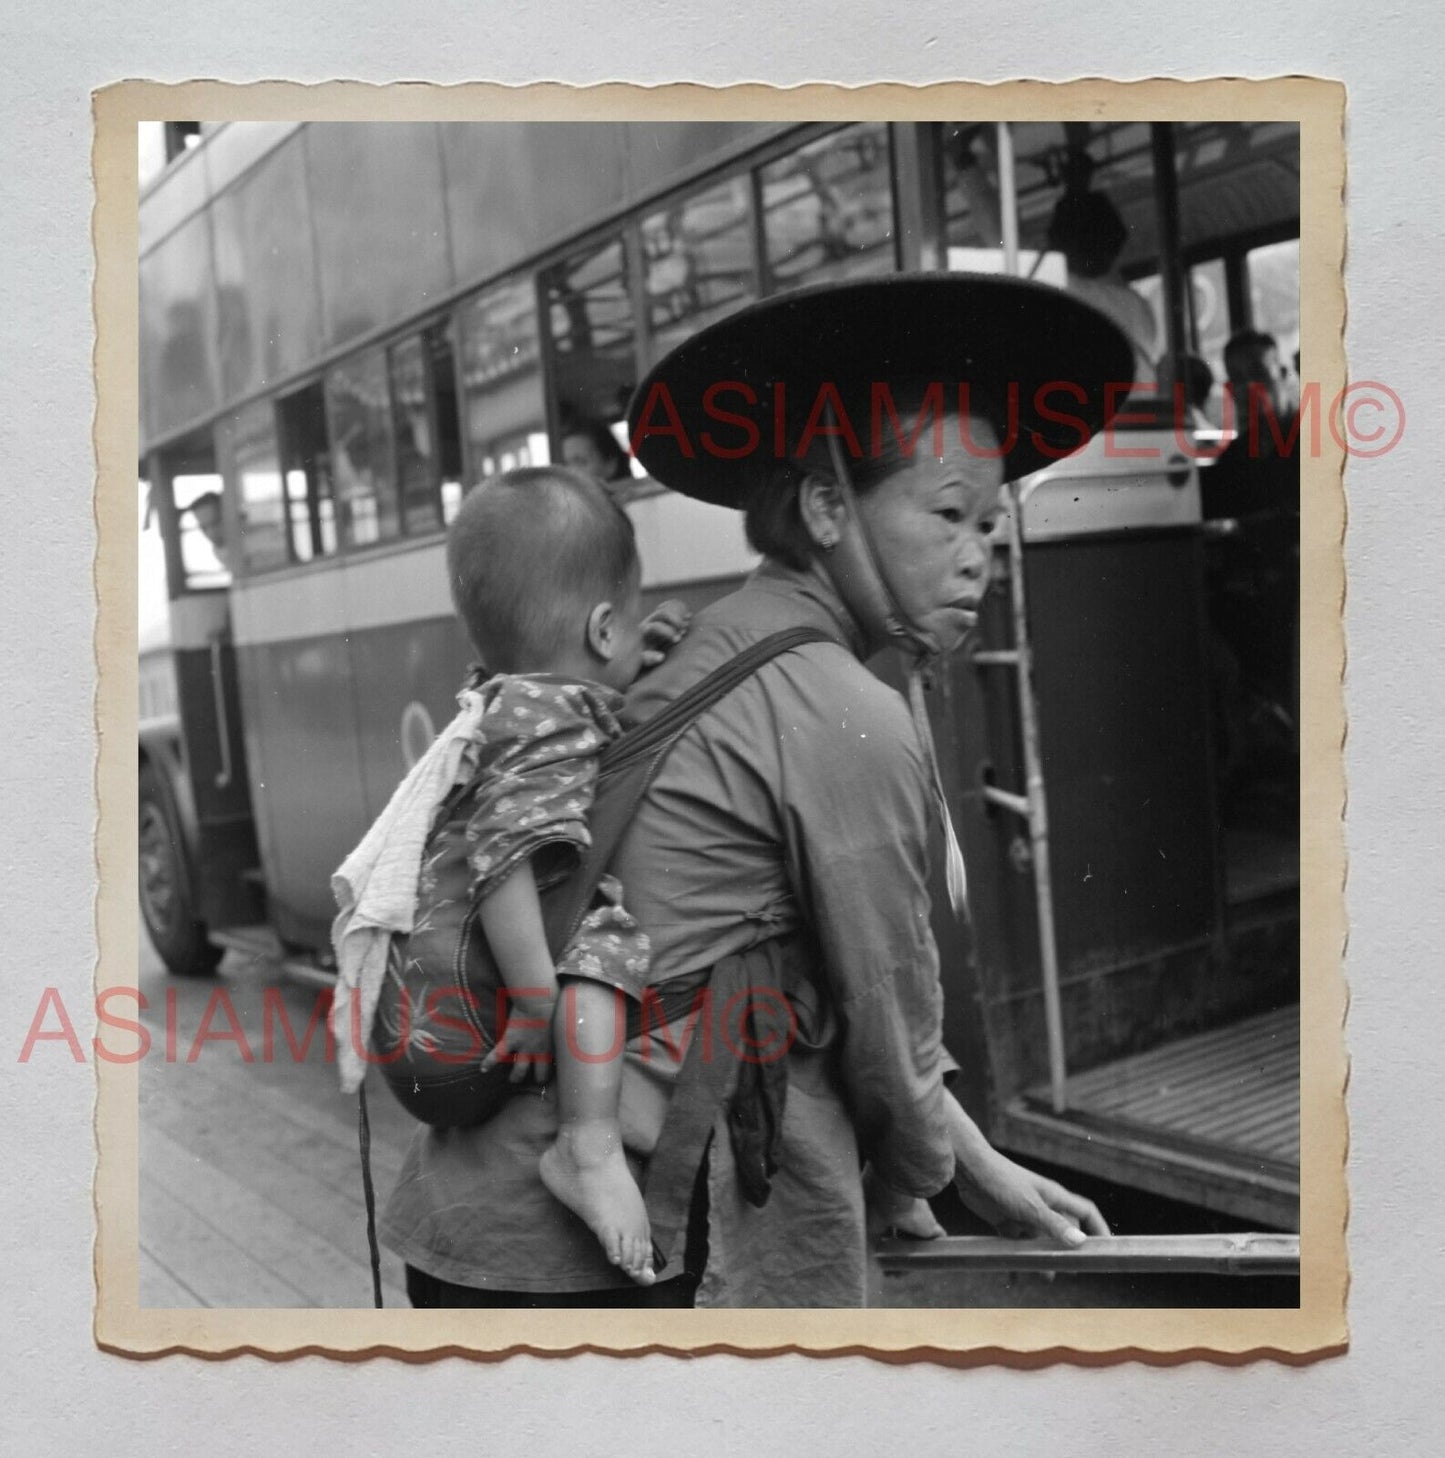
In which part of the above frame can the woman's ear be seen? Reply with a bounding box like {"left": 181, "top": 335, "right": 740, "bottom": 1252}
{"left": 797, "top": 472, "right": 848, "bottom": 551}
{"left": 585, "top": 602, "right": 618, "bottom": 662}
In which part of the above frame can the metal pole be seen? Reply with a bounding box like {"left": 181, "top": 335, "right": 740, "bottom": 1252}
{"left": 1150, "top": 122, "right": 1189, "bottom": 402}
{"left": 996, "top": 122, "right": 1019, "bottom": 276}
{"left": 1006, "top": 481, "right": 1068, "bottom": 1113}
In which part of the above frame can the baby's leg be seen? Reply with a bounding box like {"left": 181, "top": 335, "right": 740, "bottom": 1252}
{"left": 538, "top": 979, "right": 655, "bottom": 1284}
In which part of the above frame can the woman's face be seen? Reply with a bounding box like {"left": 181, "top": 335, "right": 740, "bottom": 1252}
{"left": 850, "top": 415, "right": 1005, "bottom": 653}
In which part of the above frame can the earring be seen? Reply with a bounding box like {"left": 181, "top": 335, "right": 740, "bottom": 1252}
{"left": 819, "top": 533, "right": 838, "bottom": 553}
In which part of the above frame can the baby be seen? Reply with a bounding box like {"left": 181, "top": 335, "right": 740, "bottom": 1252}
{"left": 446, "top": 466, "right": 681, "bottom": 1284}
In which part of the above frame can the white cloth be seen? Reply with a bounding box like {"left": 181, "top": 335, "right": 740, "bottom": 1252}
{"left": 329, "top": 686, "right": 487, "bottom": 1094}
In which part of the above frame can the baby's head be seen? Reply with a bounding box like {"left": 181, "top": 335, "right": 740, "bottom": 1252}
{"left": 447, "top": 466, "right": 646, "bottom": 691}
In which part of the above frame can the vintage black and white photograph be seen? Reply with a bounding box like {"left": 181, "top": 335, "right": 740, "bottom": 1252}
{"left": 98, "top": 83, "right": 1343, "bottom": 1353}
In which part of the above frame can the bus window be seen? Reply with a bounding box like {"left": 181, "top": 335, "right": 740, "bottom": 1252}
{"left": 389, "top": 333, "right": 444, "bottom": 535}
{"left": 1019, "top": 122, "right": 1162, "bottom": 386}
{"left": 324, "top": 346, "right": 400, "bottom": 548}
{"left": 173, "top": 473, "right": 233, "bottom": 584}
{"left": 1133, "top": 257, "right": 1231, "bottom": 423}
{"left": 940, "top": 123, "right": 1014, "bottom": 274}
{"left": 276, "top": 381, "right": 337, "bottom": 563}
{"left": 941, "top": 122, "right": 1163, "bottom": 388}
{"left": 138, "top": 478, "right": 171, "bottom": 638}
{"left": 1247, "top": 237, "right": 1301, "bottom": 370}
{"left": 642, "top": 174, "right": 757, "bottom": 358}
{"left": 216, "top": 399, "right": 287, "bottom": 573}
{"left": 759, "top": 123, "right": 897, "bottom": 292}
{"left": 427, "top": 321, "right": 464, "bottom": 521}
{"left": 456, "top": 276, "right": 549, "bottom": 498}
{"left": 544, "top": 234, "right": 638, "bottom": 436}
{"left": 385, "top": 321, "right": 463, "bottom": 533}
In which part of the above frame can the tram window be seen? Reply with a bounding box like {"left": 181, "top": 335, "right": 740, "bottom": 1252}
{"left": 324, "top": 346, "right": 400, "bottom": 549}
{"left": 544, "top": 234, "right": 638, "bottom": 433}
{"left": 642, "top": 175, "right": 757, "bottom": 357}
{"left": 216, "top": 398, "right": 288, "bottom": 573}
{"left": 457, "top": 276, "right": 549, "bottom": 497}
{"left": 759, "top": 123, "right": 897, "bottom": 292}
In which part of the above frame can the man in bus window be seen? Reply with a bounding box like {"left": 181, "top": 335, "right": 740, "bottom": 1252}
{"left": 187, "top": 491, "right": 238, "bottom": 576}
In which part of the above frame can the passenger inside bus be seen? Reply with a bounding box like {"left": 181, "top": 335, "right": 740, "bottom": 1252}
{"left": 184, "top": 490, "right": 238, "bottom": 578}
{"left": 1044, "top": 155, "right": 1160, "bottom": 391}
{"left": 946, "top": 127, "right": 1161, "bottom": 392}
{"left": 559, "top": 415, "right": 645, "bottom": 507}
{"left": 1201, "top": 328, "right": 1300, "bottom": 828}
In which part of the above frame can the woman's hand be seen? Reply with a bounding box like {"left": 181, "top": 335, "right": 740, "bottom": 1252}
{"left": 953, "top": 1145, "right": 1110, "bottom": 1247}
{"left": 863, "top": 1164, "right": 945, "bottom": 1241}
{"left": 639, "top": 599, "right": 692, "bottom": 669}
{"left": 943, "top": 1090, "right": 1108, "bottom": 1246}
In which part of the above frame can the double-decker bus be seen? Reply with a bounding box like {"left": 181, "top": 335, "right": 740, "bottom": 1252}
{"left": 138, "top": 115, "right": 1302, "bottom": 1229}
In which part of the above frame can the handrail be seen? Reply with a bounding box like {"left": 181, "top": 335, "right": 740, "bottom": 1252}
{"left": 876, "top": 1232, "right": 1300, "bottom": 1278}
{"left": 209, "top": 636, "right": 234, "bottom": 791}
{"left": 1007, "top": 480, "right": 1069, "bottom": 1114}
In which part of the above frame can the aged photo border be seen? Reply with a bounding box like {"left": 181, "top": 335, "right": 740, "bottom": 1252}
{"left": 93, "top": 76, "right": 1347, "bottom": 1360}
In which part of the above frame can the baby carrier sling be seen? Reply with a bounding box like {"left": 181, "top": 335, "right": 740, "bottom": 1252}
{"left": 356, "top": 625, "right": 834, "bottom": 1304}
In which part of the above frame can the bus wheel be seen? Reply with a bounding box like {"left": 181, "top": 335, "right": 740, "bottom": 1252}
{"left": 139, "top": 763, "right": 223, "bottom": 977}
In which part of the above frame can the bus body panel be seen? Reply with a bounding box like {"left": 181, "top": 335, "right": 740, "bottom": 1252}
{"left": 234, "top": 626, "right": 373, "bottom": 946}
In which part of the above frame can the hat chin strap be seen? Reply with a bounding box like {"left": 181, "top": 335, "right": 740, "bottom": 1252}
{"left": 820, "top": 433, "right": 968, "bottom": 919}
{"left": 822, "top": 431, "right": 941, "bottom": 662}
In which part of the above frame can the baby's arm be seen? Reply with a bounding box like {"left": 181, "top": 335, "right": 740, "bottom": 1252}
{"left": 478, "top": 860, "right": 558, "bottom": 1083}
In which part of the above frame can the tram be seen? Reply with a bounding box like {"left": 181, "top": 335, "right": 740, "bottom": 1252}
{"left": 137, "top": 116, "right": 1302, "bottom": 1229}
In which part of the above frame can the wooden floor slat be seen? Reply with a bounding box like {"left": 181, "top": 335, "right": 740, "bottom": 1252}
{"left": 1063, "top": 1013, "right": 1294, "bottom": 1105}
{"left": 1065, "top": 1010, "right": 1294, "bottom": 1097}
{"left": 139, "top": 965, "right": 416, "bottom": 1309}
{"left": 144, "top": 1124, "right": 407, "bottom": 1308}
{"left": 138, "top": 1244, "right": 207, "bottom": 1308}
{"left": 143, "top": 1076, "right": 402, "bottom": 1249}
{"left": 139, "top": 1181, "right": 313, "bottom": 1308}
{"left": 1029, "top": 1006, "right": 1300, "bottom": 1173}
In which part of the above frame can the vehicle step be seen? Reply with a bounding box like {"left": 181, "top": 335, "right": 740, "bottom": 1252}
{"left": 875, "top": 1232, "right": 1300, "bottom": 1277}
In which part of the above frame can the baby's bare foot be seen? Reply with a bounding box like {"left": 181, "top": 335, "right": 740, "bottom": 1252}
{"left": 540, "top": 1121, "right": 656, "bottom": 1285}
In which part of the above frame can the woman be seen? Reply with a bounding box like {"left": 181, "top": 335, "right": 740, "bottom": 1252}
{"left": 382, "top": 274, "right": 1131, "bottom": 1308}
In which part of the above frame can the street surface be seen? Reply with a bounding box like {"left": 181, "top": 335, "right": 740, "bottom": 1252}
{"left": 138, "top": 933, "right": 412, "bottom": 1307}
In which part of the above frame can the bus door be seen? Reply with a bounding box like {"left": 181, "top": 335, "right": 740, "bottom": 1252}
{"left": 139, "top": 434, "right": 262, "bottom": 973}
{"left": 937, "top": 431, "right": 1299, "bottom": 1226}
